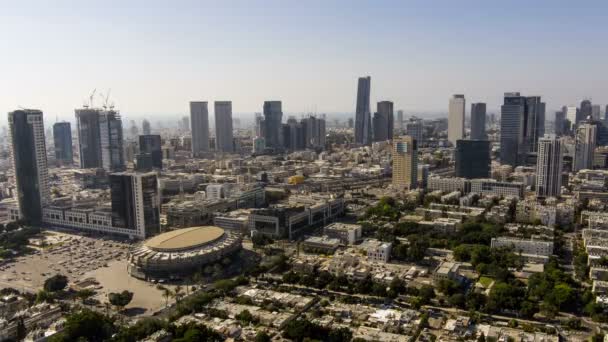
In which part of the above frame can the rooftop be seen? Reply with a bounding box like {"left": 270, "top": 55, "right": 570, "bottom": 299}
{"left": 144, "top": 226, "right": 225, "bottom": 252}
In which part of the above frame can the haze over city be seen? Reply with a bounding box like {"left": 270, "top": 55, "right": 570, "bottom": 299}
{"left": 1, "top": 0, "right": 607, "bottom": 121}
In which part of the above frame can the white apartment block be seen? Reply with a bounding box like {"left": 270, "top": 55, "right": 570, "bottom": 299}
{"left": 323, "top": 222, "right": 362, "bottom": 245}
{"left": 491, "top": 237, "right": 554, "bottom": 257}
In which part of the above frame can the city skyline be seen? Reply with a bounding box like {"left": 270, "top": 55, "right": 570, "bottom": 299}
{"left": 1, "top": 1, "right": 607, "bottom": 121}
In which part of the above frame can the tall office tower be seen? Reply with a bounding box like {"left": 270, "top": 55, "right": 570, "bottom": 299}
{"left": 554, "top": 109, "right": 566, "bottom": 136}
{"left": 536, "top": 135, "right": 563, "bottom": 198}
{"left": 354, "top": 76, "right": 372, "bottom": 145}
{"left": 396, "top": 110, "right": 404, "bottom": 131}
{"left": 263, "top": 101, "right": 283, "bottom": 150}
{"left": 605, "top": 105, "right": 608, "bottom": 121}
{"left": 253, "top": 112, "right": 264, "bottom": 137}
{"left": 392, "top": 135, "right": 418, "bottom": 189}
{"left": 8, "top": 109, "right": 50, "bottom": 223}
{"left": 76, "top": 108, "right": 103, "bottom": 168}
{"left": 347, "top": 118, "right": 354, "bottom": 129}
{"left": 139, "top": 135, "right": 162, "bottom": 170}
{"left": 592, "top": 105, "right": 601, "bottom": 121}
{"left": 566, "top": 106, "right": 579, "bottom": 127}
{"left": 99, "top": 110, "right": 125, "bottom": 172}
{"left": 372, "top": 101, "right": 394, "bottom": 142}
{"left": 448, "top": 94, "right": 465, "bottom": 146}
{"left": 110, "top": 172, "right": 160, "bottom": 239}
{"left": 214, "top": 101, "right": 234, "bottom": 153}
{"left": 523, "top": 96, "right": 546, "bottom": 154}
{"left": 302, "top": 115, "right": 327, "bottom": 149}
{"left": 285, "top": 116, "right": 299, "bottom": 151}
{"left": 455, "top": 140, "right": 490, "bottom": 179}
{"left": 190, "top": 101, "right": 210, "bottom": 156}
{"left": 53, "top": 121, "right": 73, "bottom": 166}
{"left": 500, "top": 92, "right": 526, "bottom": 166}
{"left": 142, "top": 119, "right": 151, "bottom": 135}
{"left": 405, "top": 117, "right": 423, "bottom": 144}
{"left": 580, "top": 100, "right": 593, "bottom": 122}
{"left": 470, "top": 103, "right": 487, "bottom": 140}
{"left": 574, "top": 122, "right": 597, "bottom": 171}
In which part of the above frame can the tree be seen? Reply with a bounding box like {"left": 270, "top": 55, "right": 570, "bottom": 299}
{"left": 76, "top": 289, "right": 95, "bottom": 305}
{"left": 328, "top": 327, "right": 353, "bottom": 342}
{"left": 236, "top": 309, "right": 254, "bottom": 324}
{"left": 49, "top": 309, "right": 115, "bottom": 342}
{"left": 44, "top": 274, "right": 68, "bottom": 292}
{"left": 255, "top": 331, "right": 272, "bottom": 342}
{"left": 157, "top": 285, "right": 173, "bottom": 307}
{"left": 36, "top": 290, "right": 54, "bottom": 303}
{"left": 108, "top": 290, "right": 134, "bottom": 311}
{"left": 174, "top": 285, "right": 184, "bottom": 303}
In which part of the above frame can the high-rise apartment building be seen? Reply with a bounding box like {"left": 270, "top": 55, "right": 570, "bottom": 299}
{"left": 448, "top": 94, "right": 465, "bottom": 146}
{"left": 139, "top": 135, "right": 162, "bottom": 170}
{"left": 574, "top": 122, "right": 597, "bottom": 171}
{"left": 455, "top": 140, "right": 490, "bottom": 179}
{"left": 53, "top": 122, "right": 73, "bottom": 166}
{"left": 190, "top": 101, "right": 210, "bottom": 156}
{"left": 99, "top": 110, "right": 125, "bottom": 172}
{"left": 392, "top": 136, "right": 418, "bottom": 189}
{"left": 536, "top": 135, "right": 563, "bottom": 198}
{"left": 76, "top": 108, "right": 103, "bottom": 168}
{"left": 110, "top": 172, "right": 160, "bottom": 238}
{"left": 142, "top": 119, "right": 151, "bottom": 135}
{"left": 253, "top": 113, "right": 264, "bottom": 138}
{"left": 470, "top": 103, "right": 486, "bottom": 140}
{"left": 354, "top": 76, "right": 372, "bottom": 145}
{"left": 8, "top": 109, "right": 50, "bottom": 224}
{"left": 373, "top": 101, "right": 394, "bottom": 142}
{"left": 302, "top": 115, "right": 326, "bottom": 149}
{"left": 263, "top": 101, "right": 283, "bottom": 150}
{"left": 500, "top": 92, "right": 526, "bottom": 166}
{"left": 214, "top": 101, "right": 234, "bottom": 153}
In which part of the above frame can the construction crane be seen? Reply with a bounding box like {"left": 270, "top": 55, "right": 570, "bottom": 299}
{"left": 83, "top": 89, "right": 96, "bottom": 108}
{"left": 99, "top": 89, "right": 112, "bottom": 109}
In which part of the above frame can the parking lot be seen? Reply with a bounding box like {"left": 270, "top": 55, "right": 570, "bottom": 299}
{"left": 0, "top": 230, "right": 130, "bottom": 293}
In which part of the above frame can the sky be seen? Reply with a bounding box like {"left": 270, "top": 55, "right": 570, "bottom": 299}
{"left": 1, "top": 0, "right": 607, "bottom": 123}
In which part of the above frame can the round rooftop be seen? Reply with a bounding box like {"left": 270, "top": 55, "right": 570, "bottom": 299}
{"left": 145, "top": 226, "right": 225, "bottom": 252}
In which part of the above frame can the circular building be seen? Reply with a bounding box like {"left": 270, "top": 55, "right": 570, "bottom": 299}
{"left": 127, "top": 226, "right": 242, "bottom": 280}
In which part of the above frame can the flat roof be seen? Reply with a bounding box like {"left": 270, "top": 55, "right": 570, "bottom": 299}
{"left": 145, "top": 226, "right": 225, "bottom": 252}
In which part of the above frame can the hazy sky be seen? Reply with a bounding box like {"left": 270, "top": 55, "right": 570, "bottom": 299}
{"left": 1, "top": 0, "right": 607, "bottom": 122}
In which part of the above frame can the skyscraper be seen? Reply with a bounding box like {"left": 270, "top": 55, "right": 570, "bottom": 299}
{"left": 373, "top": 101, "right": 394, "bottom": 142}
{"left": 263, "top": 101, "right": 283, "bottom": 150}
{"left": 455, "top": 140, "right": 490, "bottom": 179}
{"left": 214, "top": 101, "right": 234, "bottom": 153}
{"left": 592, "top": 105, "right": 601, "bottom": 121}
{"left": 470, "top": 103, "right": 487, "bottom": 140}
{"left": 536, "top": 135, "right": 563, "bottom": 198}
{"left": 500, "top": 92, "right": 526, "bottom": 166}
{"left": 354, "top": 76, "right": 372, "bottom": 145}
{"left": 139, "top": 135, "right": 162, "bottom": 170}
{"left": 142, "top": 119, "right": 151, "bottom": 135}
{"left": 523, "top": 96, "right": 545, "bottom": 154}
{"left": 574, "top": 122, "right": 597, "bottom": 171}
{"left": 99, "top": 110, "right": 125, "bottom": 172}
{"left": 53, "top": 121, "right": 73, "bottom": 166}
{"left": 448, "top": 94, "right": 465, "bottom": 146}
{"left": 405, "top": 117, "right": 423, "bottom": 144}
{"left": 76, "top": 108, "right": 103, "bottom": 168}
{"left": 566, "top": 106, "right": 579, "bottom": 127}
{"left": 396, "top": 110, "right": 404, "bottom": 131}
{"left": 580, "top": 99, "right": 593, "bottom": 122}
{"left": 190, "top": 101, "right": 210, "bottom": 156}
{"left": 554, "top": 109, "right": 566, "bottom": 136}
{"left": 253, "top": 113, "right": 264, "bottom": 138}
{"left": 392, "top": 135, "right": 417, "bottom": 189}
{"left": 8, "top": 109, "right": 50, "bottom": 223}
{"left": 302, "top": 115, "right": 326, "bottom": 149}
{"left": 110, "top": 172, "right": 160, "bottom": 238}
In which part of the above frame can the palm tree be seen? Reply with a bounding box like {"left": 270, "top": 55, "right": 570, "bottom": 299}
{"left": 174, "top": 285, "right": 184, "bottom": 303}
{"left": 157, "top": 285, "right": 173, "bottom": 307}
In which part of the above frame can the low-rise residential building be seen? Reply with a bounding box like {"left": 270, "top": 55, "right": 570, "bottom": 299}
{"left": 490, "top": 237, "right": 554, "bottom": 263}
{"left": 359, "top": 239, "right": 392, "bottom": 263}
{"left": 323, "top": 222, "right": 362, "bottom": 245}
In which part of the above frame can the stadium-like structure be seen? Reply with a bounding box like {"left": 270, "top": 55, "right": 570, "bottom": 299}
{"left": 127, "top": 226, "right": 242, "bottom": 280}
